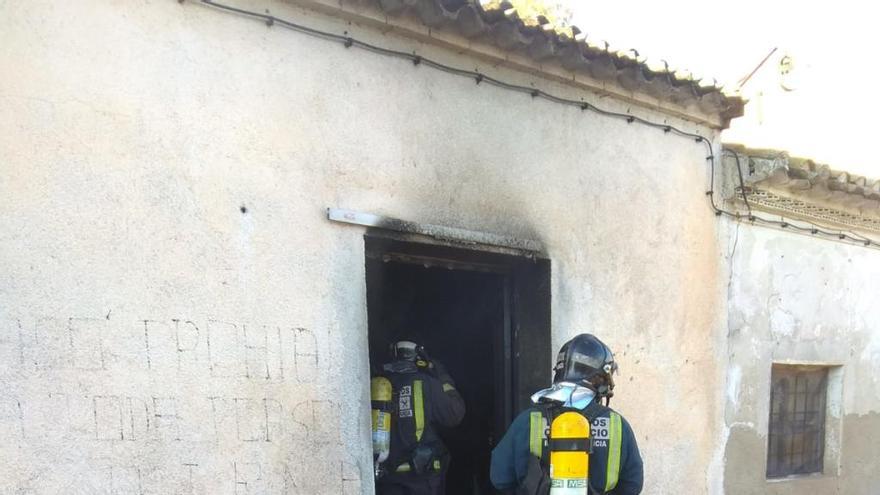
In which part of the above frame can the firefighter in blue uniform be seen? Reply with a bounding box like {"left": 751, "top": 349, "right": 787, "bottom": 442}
{"left": 490, "top": 334, "right": 643, "bottom": 495}
{"left": 374, "top": 341, "right": 466, "bottom": 495}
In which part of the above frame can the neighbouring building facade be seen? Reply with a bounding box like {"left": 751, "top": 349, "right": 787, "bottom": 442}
{"left": 1, "top": 1, "right": 877, "bottom": 494}
{"left": 720, "top": 146, "right": 880, "bottom": 494}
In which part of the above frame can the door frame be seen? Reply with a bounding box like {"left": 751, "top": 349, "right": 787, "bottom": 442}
{"left": 363, "top": 231, "right": 551, "bottom": 433}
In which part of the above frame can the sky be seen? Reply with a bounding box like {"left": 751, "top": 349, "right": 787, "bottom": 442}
{"left": 568, "top": 1, "right": 880, "bottom": 177}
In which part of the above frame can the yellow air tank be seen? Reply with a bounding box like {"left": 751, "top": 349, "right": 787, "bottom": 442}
{"left": 549, "top": 411, "right": 590, "bottom": 495}
{"left": 370, "top": 376, "right": 393, "bottom": 475}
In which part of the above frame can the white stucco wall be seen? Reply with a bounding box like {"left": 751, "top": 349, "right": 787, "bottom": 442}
{"left": 1, "top": 0, "right": 729, "bottom": 493}
{"left": 723, "top": 223, "right": 880, "bottom": 494}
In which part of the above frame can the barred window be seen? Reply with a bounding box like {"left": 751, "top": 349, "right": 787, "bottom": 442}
{"left": 767, "top": 365, "right": 828, "bottom": 478}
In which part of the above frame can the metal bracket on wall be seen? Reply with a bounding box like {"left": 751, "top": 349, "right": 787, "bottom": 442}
{"left": 327, "top": 208, "right": 544, "bottom": 255}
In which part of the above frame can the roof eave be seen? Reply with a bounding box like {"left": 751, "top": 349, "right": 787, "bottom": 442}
{"left": 283, "top": 0, "right": 744, "bottom": 129}
{"left": 723, "top": 144, "right": 880, "bottom": 234}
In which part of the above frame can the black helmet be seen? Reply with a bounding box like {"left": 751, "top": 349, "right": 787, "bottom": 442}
{"left": 553, "top": 334, "right": 618, "bottom": 399}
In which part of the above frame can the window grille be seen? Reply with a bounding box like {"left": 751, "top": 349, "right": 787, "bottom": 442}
{"left": 767, "top": 365, "right": 828, "bottom": 478}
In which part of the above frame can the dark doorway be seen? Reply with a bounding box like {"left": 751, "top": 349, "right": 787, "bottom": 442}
{"left": 366, "top": 235, "right": 551, "bottom": 495}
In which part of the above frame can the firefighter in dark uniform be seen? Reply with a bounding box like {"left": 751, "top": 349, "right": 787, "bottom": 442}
{"left": 374, "top": 341, "right": 466, "bottom": 495}
{"left": 489, "top": 334, "right": 643, "bottom": 495}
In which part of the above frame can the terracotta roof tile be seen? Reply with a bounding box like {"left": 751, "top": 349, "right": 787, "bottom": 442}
{"left": 359, "top": 0, "right": 744, "bottom": 122}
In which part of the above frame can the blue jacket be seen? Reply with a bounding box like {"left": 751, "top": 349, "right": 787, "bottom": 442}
{"left": 490, "top": 402, "right": 643, "bottom": 494}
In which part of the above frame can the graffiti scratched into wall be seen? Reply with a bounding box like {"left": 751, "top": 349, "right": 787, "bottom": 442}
{"left": 0, "top": 315, "right": 363, "bottom": 494}
{"left": 4, "top": 316, "right": 325, "bottom": 380}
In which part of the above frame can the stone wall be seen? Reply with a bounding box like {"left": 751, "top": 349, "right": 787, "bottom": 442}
{"left": 1, "top": 0, "right": 727, "bottom": 492}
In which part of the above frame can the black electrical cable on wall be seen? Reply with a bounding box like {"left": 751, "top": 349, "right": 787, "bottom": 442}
{"left": 189, "top": 0, "right": 879, "bottom": 251}
{"left": 723, "top": 150, "right": 752, "bottom": 216}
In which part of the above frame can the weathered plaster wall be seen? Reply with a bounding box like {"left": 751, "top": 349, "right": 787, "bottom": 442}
{"left": 1, "top": 0, "right": 728, "bottom": 493}
{"left": 724, "top": 224, "right": 880, "bottom": 494}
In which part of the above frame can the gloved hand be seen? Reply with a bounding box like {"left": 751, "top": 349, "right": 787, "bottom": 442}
{"left": 414, "top": 346, "right": 433, "bottom": 371}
